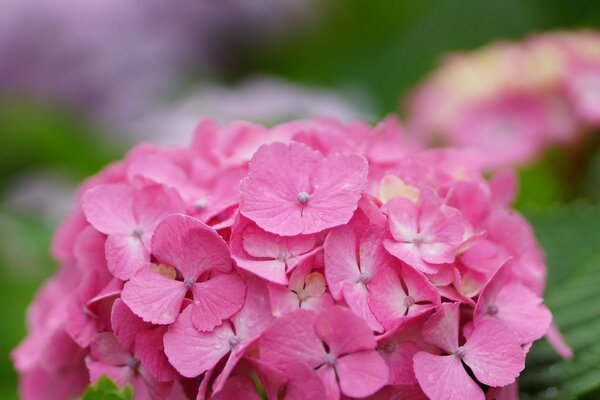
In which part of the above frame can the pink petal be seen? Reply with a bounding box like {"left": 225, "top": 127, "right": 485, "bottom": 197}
{"left": 314, "top": 306, "right": 376, "bottom": 356}
{"left": 364, "top": 384, "right": 429, "bottom": 400}
{"left": 111, "top": 299, "right": 150, "bottom": 351}
{"left": 163, "top": 306, "right": 233, "bottom": 378}
{"left": 239, "top": 142, "right": 320, "bottom": 236}
{"left": 384, "top": 241, "right": 436, "bottom": 274}
{"left": 301, "top": 152, "right": 368, "bottom": 233}
{"left": 268, "top": 283, "right": 301, "bottom": 317}
{"left": 359, "top": 228, "right": 391, "bottom": 275}
{"left": 545, "top": 321, "right": 573, "bottom": 360}
{"left": 414, "top": 352, "right": 484, "bottom": 400}
{"left": 135, "top": 327, "right": 177, "bottom": 382}
{"left": 152, "top": 214, "right": 232, "bottom": 280}
{"left": 324, "top": 225, "right": 361, "bottom": 299}
{"left": 342, "top": 283, "right": 383, "bottom": 332}
{"left": 105, "top": 233, "right": 150, "bottom": 280}
{"left": 384, "top": 197, "right": 419, "bottom": 243}
{"left": 421, "top": 302, "right": 459, "bottom": 354}
{"left": 233, "top": 257, "right": 288, "bottom": 284}
{"left": 260, "top": 309, "right": 326, "bottom": 369}
{"left": 231, "top": 277, "right": 274, "bottom": 343}
{"left": 379, "top": 341, "right": 421, "bottom": 385}
{"left": 368, "top": 266, "right": 409, "bottom": 329}
{"left": 316, "top": 366, "right": 340, "bottom": 400}
{"left": 463, "top": 319, "right": 525, "bottom": 387}
{"left": 82, "top": 184, "right": 135, "bottom": 235}
{"left": 190, "top": 273, "right": 246, "bottom": 332}
{"left": 336, "top": 350, "right": 389, "bottom": 398}
{"left": 475, "top": 267, "right": 551, "bottom": 344}
{"left": 486, "top": 382, "right": 519, "bottom": 400}
{"left": 86, "top": 360, "right": 133, "bottom": 388}
{"left": 133, "top": 184, "right": 184, "bottom": 233}
{"left": 242, "top": 224, "right": 315, "bottom": 259}
{"left": 402, "top": 264, "right": 441, "bottom": 314}
{"left": 121, "top": 267, "right": 187, "bottom": 325}
{"left": 89, "top": 332, "right": 132, "bottom": 366}
{"left": 212, "top": 375, "right": 261, "bottom": 400}
{"left": 281, "top": 364, "right": 327, "bottom": 400}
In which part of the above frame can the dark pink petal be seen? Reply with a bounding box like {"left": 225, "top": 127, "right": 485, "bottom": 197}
{"left": 212, "top": 375, "right": 261, "bottom": 400}
{"left": 413, "top": 352, "right": 484, "bottom": 400}
{"left": 239, "top": 142, "right": 320, "bottom": 236}
{"left": 190, "top": 272, "right": 246, "bottom": 332}
{"left": 135, "top": 327, "right": 177, "bottom": 382}
{"left": 486, "top": 382, "right": 518, "bottom": 400}
{"left": 421, "top": 302, "right": 459, "bottom": 354}
{"left": 111, "top": 299, "right": 150, "bottom": 352}
{"left": 324, "top": 226, "right": 361, "bottom": 299}
{"left": 152, "top": 214, "right": 232, "bottom": 280}
{"left": 121, "top": 267, "right": 187, "bottom": 325}
{"left": 302, "top": 152, "right": 368, "bottom": 233}
{"left": 380, "top": 341, "right": 421, "bottom": 385}
{"left": 364, "top": 384, "right": 429, "bottom": 400}
{"left": 463, "top": 319, "right": 525, "bottom": 387}
{"left": 314, "top": 306, "right": 376, "bottom": 356}
{"left": 336, "top": 350, "right": 389, "bottom": 398}
{"left": 86, "top": 360, "right": 133, "bottom": 388}
{"left": 163, "top": 306, "right": 233, "bottom": 378}
{"left": 82, "top": 184, "right": 135, "bottom": 235}
{"left": 105, "top": 233, "right": 150, "bottom": 280}
{"left": 231, "top": 277, "right": 273, "bottom": 343}
{"left": 260, "top": 309, "right": 326, "bottom": 369}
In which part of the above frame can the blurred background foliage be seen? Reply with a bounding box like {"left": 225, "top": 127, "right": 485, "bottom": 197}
{"left": 1, "top": 0, "right": 600, "bottom": 399}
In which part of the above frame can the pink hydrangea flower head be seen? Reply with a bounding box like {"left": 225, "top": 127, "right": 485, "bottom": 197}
{"left": 13, "top": 115, "right": 559, "bottom": 399}
{"left": 239, "top": 141, "right": 368, "bottom": 236}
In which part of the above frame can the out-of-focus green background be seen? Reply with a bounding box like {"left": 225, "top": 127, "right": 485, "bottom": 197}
{"left": 2, "top": 1, "right": 600, "bottom": 399}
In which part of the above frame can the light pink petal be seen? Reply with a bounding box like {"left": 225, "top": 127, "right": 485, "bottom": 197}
{"left": 191, "top": 273, "right": 246, "bottom": 332}
{"left": 233, "top": 257, "right": 288, "bottom": 284}
{"left": 302, "top": 152, "right": 368, "bottom": 234}
{"left": 152, "top": 214, "right": 232, "bottom": 280}
{"left": 546, "top": 321, "right": 573, "bottom": 360}
{"left": 121, "top": 267, "right": 187, "bottom": 325}
{"left": 403, "top": 265, "right": 441, "bottom": 313}
{"left": 384, "top": 197, "right": 419, "bottom": 243}
{"left": 133, "top": 184, "right": 184, "bottom": 233}
{"left": 420, "top": 242, "right": 458, "bottom": 265}
{"left": 135, "top": 327, "right": 177, "bottom": 382}
{"left": 82, "top": 184, "right": 135, "bottom": 234}
{"left": 421, "top": 302, "right": 459, "bottom": 353}
{"left": 324, "top": 226, "right": 360, "bottom": 299}
{"left": 359, "top": 228, "right": 391, "bottom": 275}
{"left": 239, "top": 142, "right": 320, "bottom": 236}
{"left": 231, "top": 277, "right": 274, "bottom": 343}
{"left": 268, "top": 283, "right": 301, "bottom": 317}
{"left": 384, "top": 241, "right": 436, "bottom": 274}
{"left": 414, "top": 352, "right": 484, "bottom": 400}
{"left": 315, "top": 306, "right": 376, "bottom": 355}
{"left": 212, "top": 375, "right": 261, "bottom": 400}
{"left": 336, "top": 350, "right": 389, "bottom": 398}
{"left": 163, "top": 306, "right": 233, "bottom": 378}
{"left": 463, "top": 319, "right": 525, "bottom": 386}
{"left": 105, "top": 233, "right": 150, "bottom": 280}
{"left": 86, "top": 360, "right": 133, "bottom": 387}
{"left": 89, "top": 332, "right": 131, "bottom": 366}
{"left": 260, "top": 309, "right": 326, "bottom": 369}
{"left": 380, "top": 341, "right": 421, "bottom": 385}
{"left": 368, "top": 266, "right": 408, "bottom": 329}
{"left": 342, "top": 283, "right": 383, "bottom": 332}
{"left": 316, "top": 366, "right": 340, "bottom": 400}
{"left": 242, "top": 225, "right": 315, "bottom": 259}
{"left": 111, "top": 299, "right": 150, "bottom": 352}
{"left": 302, "top": 292, "right": 335, "bottom": 312}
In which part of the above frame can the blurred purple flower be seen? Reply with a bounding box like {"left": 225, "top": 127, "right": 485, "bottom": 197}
{"left": 0, "top": 0, "right": 313, "bottom": 124}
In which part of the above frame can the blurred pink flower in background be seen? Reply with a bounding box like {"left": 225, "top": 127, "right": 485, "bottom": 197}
{"left": 406, "top": 30, "right": 600, "bottom": 169}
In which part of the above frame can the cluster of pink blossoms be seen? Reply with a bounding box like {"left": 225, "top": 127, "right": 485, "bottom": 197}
{"left": 408, "top": 30, "right": 600, "bottom": 169}
{"left": 14, "top": 116, "right": 554, "bottom": 400}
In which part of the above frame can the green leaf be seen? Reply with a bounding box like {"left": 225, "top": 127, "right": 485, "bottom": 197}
{"left": 81, "top": 376, "right": 133, "bottom": 400}
{"left": 519, "top": 204, "right": 600, "bottom": 399}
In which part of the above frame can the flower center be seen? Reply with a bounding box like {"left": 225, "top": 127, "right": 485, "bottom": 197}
{"left": 184, "top": 278, "right": 195, "bottom": 288}
{"left": 487, "top": 304, "right": 499, "bottom": 316}
{"left": 404, "top": 295, "right": 415, "bottom": 307}
{"left": 228, "top": 336, "right": 240, "bottom": 347}
{"left": 455, "top": 347, "right": 466, "bottom": 359}
{"left": 382, "top": 342, "right": 395, "bottom": 353}
{"left": 359, "top": 271, "right": 372, "bottom": 284}
{"left": 195, "top": 199, "right": 208, "bottom": 210}
{"left": 412, "top": 233, "right": 424, "bottom": 246}
{"left": 297, "top": 191, "right": 310, "bottom": 204}
{"left": 127, "top": 357, "right": 140, "bottom": 370}
{"left": 324, "top": 353, "right": 337, "bottom": 367}
{"left": 131, "top": 227, "right": 144, "bottom": 240}
{"left": 277, "top": 251, "right": 291, "bottom": 263}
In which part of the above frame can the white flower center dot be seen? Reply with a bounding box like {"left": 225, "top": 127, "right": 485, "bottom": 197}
{"left": 359, "top": 271, "right": 372, "bottom": 284}
{"left": 184, "top": 278, "right": 195, "bottom": 288}
{"left": 325, "top": 353, "right": 337, "bottom": 367}
{"left": 455, "top": 347, "right": 466, "bottom": 359}
{"left": 131, "top": 227, "right": 144, "bottom": 239}
{"left": 228, "top": 336, "right": 240, "bottom": 347}
{"left": 404, "top": 296, "right": 415, "bottom": 307}
{"left": 297, "top": 191, "right": 310, "bottom": 204}
{"left": 487, "top": 304, "right": 499, "bottom": 316}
